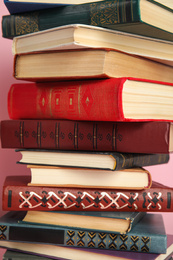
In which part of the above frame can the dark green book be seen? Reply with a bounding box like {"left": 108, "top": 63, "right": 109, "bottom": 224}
{"left": 2, "top": 0, "right": 173, "bottom": 41}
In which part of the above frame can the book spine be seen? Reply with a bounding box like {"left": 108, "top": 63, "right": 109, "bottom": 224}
{"left": 3, "top": 184, "right": 173, "bottom": 212}
{"left": 114, "top": 153, "right": 169, "bottom": 171}
{"left": 8, "top": 80, "right": 124, "bottom": 121}
{"left": 1, "top": 120, "right": 170, "bottom": 153}
{"left": 0, "top": 222, "right": 166, "bottom": 254}
{"left": 2, "top": 0, "right": 139, "bottom": 39}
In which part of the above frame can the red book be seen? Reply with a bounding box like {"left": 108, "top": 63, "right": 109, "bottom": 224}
{"left": 3, "top": 175, "right": 173, "bottom": 212}
{"left": 1, "top": 120, "right": 173, "bottom": 153}
{"left": 8, "top": 78, "right": 173, "bottom": 121}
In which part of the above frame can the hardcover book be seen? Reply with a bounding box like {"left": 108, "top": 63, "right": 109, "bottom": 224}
{"left": 1, "top": 120, "right": 173, "bottom": 153}
{"left": 11, "top": 24, "right": 173, "bottom": 67}
{"left": 4, "top": 0, "right": 103, "bottom": 14}
{"left": 3, "top": 175, "right": 173, "bottom": 212}
{"left": 21, "top": 211, "right": 146, "bottom": 234}
{"left": 2, "top": 234, "right": 173, "bottom": 260}
{"left": 0, "top": 212, "right": 167, "bottom": 254}
{"left": 3, "top": 250, "right": 53, "bottom": 259}
{"left": 25, "top": 166, "right": 152, "bottom": 190}
{"left": 15, "top": 150, "right": 170, "bottom": 170}
{"left": 13, "top": 50, "right": 173, "bottom": 83}
{"left": 7, "top": 78, "right": 173, "bottom": 121}
{"left": 2, "top": 0, "right": 173, "bottom": 41}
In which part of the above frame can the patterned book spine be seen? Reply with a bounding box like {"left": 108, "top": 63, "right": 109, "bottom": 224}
{"left": 0, "top": 214, "right": 167, "bottom": 254}
{"left": 2, "top": 0, "right": 139, "bottom": 38}
{"left": 1, "top": 120, "right": 171, "bottom": 153}
{"left": 3, "top": 178, "right": 173, "bottom": 212}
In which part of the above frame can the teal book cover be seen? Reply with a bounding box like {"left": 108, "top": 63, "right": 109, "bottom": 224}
{"left": 0, "top": 212, "right": 167, "bottom": 254}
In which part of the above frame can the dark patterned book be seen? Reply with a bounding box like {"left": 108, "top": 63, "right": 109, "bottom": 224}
{"left": 1, "top": 120, "right": 173, "bottom": 153}
{"left": 3, "top": 175, "right": 173, "bottom": 212}
{"left": 0, "top": 212, "right": 167, "bottom": 254}
{"left": 2, "top": 0, "right": 173, "bottom": 40}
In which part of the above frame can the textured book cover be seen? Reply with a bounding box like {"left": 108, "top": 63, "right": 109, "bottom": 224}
{"left": 3, "top": 175, "right": 173, "bottom": 212}
{"left": 2, "top": 0, "right": 173, "bottom": 40}
{"left": 7, "top": 78, "right": 173, "bottom": 121}
{"left": 0, "top": 212, "right": 167, "bottom": 254}
{"left": 1, "top": 120, "right": 172, "bottom": 154}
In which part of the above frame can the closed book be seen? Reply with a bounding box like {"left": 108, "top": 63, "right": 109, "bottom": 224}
{"left": 7, "top": 78, "right": 173, "bottom": 121}
{"left": 0, "top": 212, "right": 167, "bottom": 254}
{"left": 16, "top": 149, "right": 170, "bottom": 170}
{"left": 1, "top": 120, "right": 173, "bottom": 153}
{"left": 2, "top": 233, "right": 173, "bottom": 260}
{"left": 4, "top": 0, "right": 102, "bottom": 14}
{"left": 12, "top": 24, "right": 173, "bottom": 67}
{"left": 2, "top": 0, "right": 173, "bottom": 41}
{"left": 25, "top": 166, "right": 152, "bottom": 190}
{"left": 21, "top": 211, "right": 146, "bottom": 234}
{"left": 3, "top": 175, "right": 173, "bottom": 212}
{"left": 3, "top": 250, "right": 53, "bottom": 259}
{"left": 13, "top": 50, "right": 173, "bottom": 83}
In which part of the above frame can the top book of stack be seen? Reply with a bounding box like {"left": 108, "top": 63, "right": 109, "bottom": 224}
{"left": 2, "top": 0, "right": 173, "bottom": 41}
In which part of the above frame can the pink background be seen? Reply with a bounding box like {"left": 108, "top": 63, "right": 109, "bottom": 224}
{"left": 0, "top": 2, "right": 173, "bottom": 258}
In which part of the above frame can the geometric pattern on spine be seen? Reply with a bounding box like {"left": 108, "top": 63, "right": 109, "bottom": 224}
{"left": 119, "top": 235, "right": 128, "bottom": 251}
{"left": 141, "top": 237, "right": 150, "bottom": 252}
{"left": 17, "top": 190, "right": 165, "bottom": 211}
{"left": 108, "top": 233, "right": 118, "bottom": 249}
{"left": 0, "top": 226, "right": 7, "bottom": 240}
{"left": 97, "top": 232, "right": 107, "bottom": 248}
{"left": 87, "top": 232, "right": 97, "bottom": 248}
{"left": 77, "top": 231, "right": 86, "bottom": 247}
{"left": 65, "top": 230, "right": 75, "bottom": 246}
{"left": 64, "top": 230, "right": 151, "bottom": 252}
{"left": 130, "top": 236, "right": 139, "bottom": 251}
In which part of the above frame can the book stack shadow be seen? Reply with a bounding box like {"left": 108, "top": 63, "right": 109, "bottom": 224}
{"left": 1, "top": 0, "right": 173, "bottom": 259}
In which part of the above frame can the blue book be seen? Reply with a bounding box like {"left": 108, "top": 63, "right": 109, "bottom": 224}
{"left": 0, "top": 212, "right": 167, "bottom": 254}
{"left": 3, "top": 0, "right": 101, "bottom": 14}
{"left": 2, "top": 234, "right": 173, "bottom": 259}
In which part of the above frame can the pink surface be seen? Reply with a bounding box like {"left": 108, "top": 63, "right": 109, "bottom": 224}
{"left": 0, "top": 2, "right": 173, "bottom": 259}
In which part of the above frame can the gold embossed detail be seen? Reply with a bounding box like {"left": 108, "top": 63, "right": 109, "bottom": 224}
{"left": 15, "top": 12, "right": 39, "bottom": 36}
{"left": 90, "top": 0, "right": 120, "bottom": 26}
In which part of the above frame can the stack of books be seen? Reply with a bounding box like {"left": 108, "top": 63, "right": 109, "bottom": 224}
{"left": 1, "top": 0, "right": 173, "bottom": 259}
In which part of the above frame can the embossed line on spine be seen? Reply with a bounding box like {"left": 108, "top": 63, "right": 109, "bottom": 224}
{"left": 93, "top": 124, "right": 97, "bottom": 149}
{"left": 112, "top": 124, "right": 117, "bottom": 150}
{"left": 74, "top": 123, "right": 78, "bottom": 149}
{"left": 20, "top": 121, "right": 24, "bottom": 146}
{"left": 37, "top": 122, "right": 41, "bottom": 147}
{"left": 55, "top": 122, "right": 59, "bottom": 148}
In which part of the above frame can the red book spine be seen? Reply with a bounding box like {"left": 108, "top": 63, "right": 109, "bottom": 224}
{"left": 1, "top": 120, "right": 171, "bottom": 153}
{"left": 7, "top": 78, "right": 125, "bottom": 121}
{"left": 3, "top": 176, "right": 173, "bottom": 212}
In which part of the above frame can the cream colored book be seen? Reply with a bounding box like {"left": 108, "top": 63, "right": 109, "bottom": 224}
{"left": 12, "top": 24, "right": 173, "bottom": 67}
{"left": 25, "top": 166, "right": 152, "bottom": 190}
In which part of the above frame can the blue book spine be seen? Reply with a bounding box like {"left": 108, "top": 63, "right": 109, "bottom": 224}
{"left": 0, "top": 212, "right": 167, "bottom": 254}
